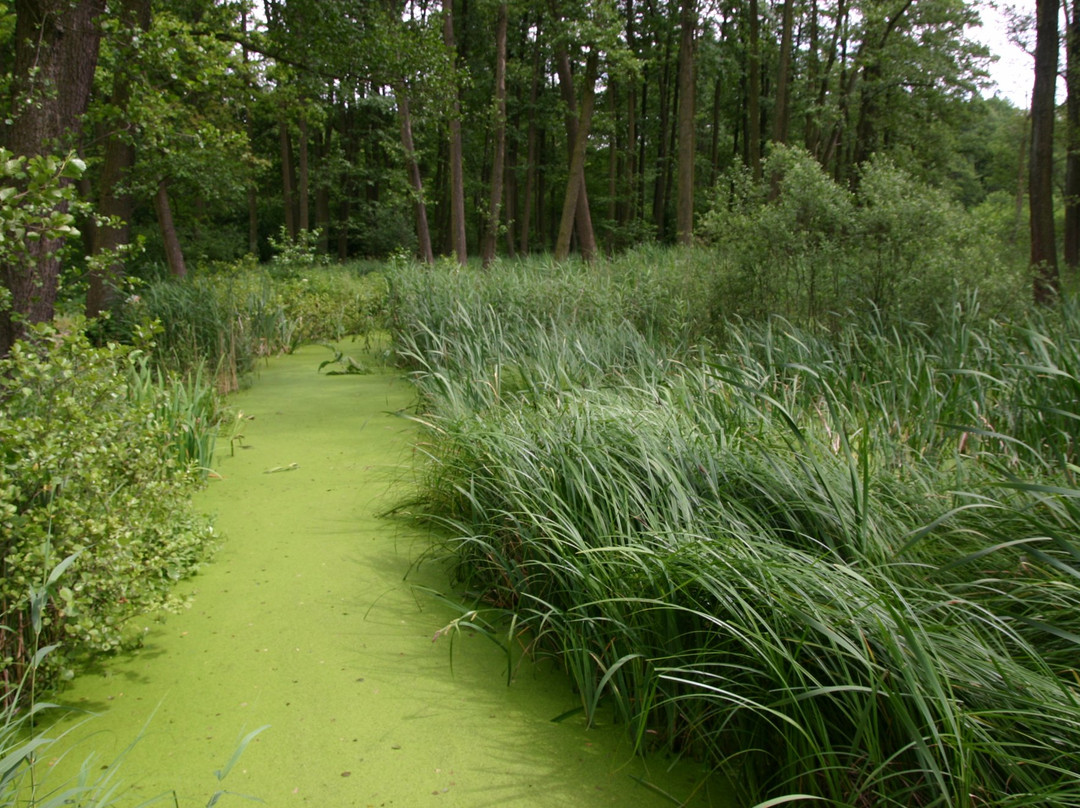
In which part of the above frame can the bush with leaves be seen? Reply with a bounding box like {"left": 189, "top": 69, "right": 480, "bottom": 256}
{"left": 699, "top": 146, "right": 1026, "bottom": 324}
{"left": 0, "top": 326, "right": 215, "bottom": 706}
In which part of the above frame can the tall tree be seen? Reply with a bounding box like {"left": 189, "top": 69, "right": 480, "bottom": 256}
{"left": 481, "top": 2, "right": 509, "bottom": 266}
{"left": 675, "top": 0, "right": 696, "bottom": 244}
{"left": 746, "top": 0, "right": 762, "bottom": 180}
{"left": 397, "top": 88, "right": 435, "bottom": 263}
{"left": 1066, "top": 0, "right": 1080, "bottom": 270}
{"left": 443, "top": 1, "right": 467, "bottom": 265}
{"left": 555, "top": 48, "right": 599, "bottom": 261}
{"left": 554, "top": 44, "right": 598, "bottom": 259}
{"left": 1, "top": 0, "right": 105, "bottom": 353}
{"left": 85, "top": 0, "right": 152, "bottom": 317}
{"left": 1030, "top": 0, "right": 1059, "bottom": 303}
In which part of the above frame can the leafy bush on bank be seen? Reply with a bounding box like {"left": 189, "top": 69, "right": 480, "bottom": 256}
{"left": 0, "top": 326, "right": 216, "bottom": 705}
{"left": 388, "top": 259, "right": 1080, "bottom": 807}
{"left": 699, "top": 146, "right": 1028, "bottom": 324}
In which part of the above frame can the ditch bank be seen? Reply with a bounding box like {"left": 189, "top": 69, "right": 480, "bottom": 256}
{"left": 46, "top": 343, "right": 722, "bottom": 807}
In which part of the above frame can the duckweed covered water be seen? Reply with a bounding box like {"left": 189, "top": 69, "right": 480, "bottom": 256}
{"left": 44, "top": 344, "right": 724, "bottom": 807}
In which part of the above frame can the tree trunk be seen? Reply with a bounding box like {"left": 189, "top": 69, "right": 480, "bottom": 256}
{"left": 652, "top": 27, "right": 674, "bottom": 236}
{"left": 85, "top": 0, "right": 150, "bottom": 318}
{"left": 675, "top": 0, "right": 697, "bottom": 245}
{"left": 1030, "top": 0, "right": 1060, "bottom": 303}
{"left": 279, "top": 118, "right": 296, "bottom": 239}
{"left": 444, "top": 4, "right": 467, "bottom": 265}
{"left": 298, "top": 115, "right": 310, "bottom": 233}
{"left": 1066, "top": 0, "right": 1080, "bottom": 269}
{"left": 397, "top": 90, "right": 434, "bottom": 264}
{"left": 242, "top": 6, "right": 259, "bottom": 256}
{"left": 555, "top": 50, "right": 599, "bottom": 262}
{"left": 482, "top": 3, "right": 509, "bottom": 267}
{"left": 1, "top": 0, "right": 104, "bottom": 353}
{"left": 315, "top": 116, "right": 332, "bottom": 255}
{"left": 747, "top": 0, "right": 762, "bottom": 180}
{"left": 155, "top": 180, "right": 187, "bottom": 278}
{"left": 519, "top": 29, "right": 541, "bottom": 255}
{"left": 555, "top": 46, "right": 598, "bottom": 258}
{"left": 772, "top": 0, "right": 794, "bottom": 146}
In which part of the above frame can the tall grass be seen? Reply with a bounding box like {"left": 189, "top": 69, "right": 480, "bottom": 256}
{"left": 388, "top": 259, "right": 1080, "bottom": 807}
{"left": 113, "top": 263, "right": 389, "bottom": 390}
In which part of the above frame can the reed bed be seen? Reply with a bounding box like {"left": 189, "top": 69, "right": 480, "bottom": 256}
{"left": 388, "top": 260, "right": 1080, "bottom": 807}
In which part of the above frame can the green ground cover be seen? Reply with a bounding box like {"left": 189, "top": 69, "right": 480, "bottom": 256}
{"left": 28, "top": 343, "right": 722, "bottom": 807}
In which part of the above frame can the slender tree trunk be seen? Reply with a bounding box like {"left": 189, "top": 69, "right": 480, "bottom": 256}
{"left": 519, "top": 30, "right": 541, "bottom": 255}
{"left": 747, "top": 0, "right": 762, "bottom": 180}
{"left": 242, "top": 7, "right": 259, "bottom": 256}
{"left": 802, "top": 0, "right": 820, "bottom": 152}
{"left": 675, "top": 0, "right": 697, "bottom": 245}
{"left": 444, "top": 4, "right": 467, "bottom": 265}
{"left": 1031, "top": 0, "right": 1060, "bottom": 303}
{"left": 397, "top": 90, "right": 434, "bottom": 264}
{"left": 155, "top": 180, "right": 187, "bottom": 278}
{"left": 298, "top": 116, "right": 310, "bottom": 233}
{"left": 315, "top": 115, "right": 332, "bottom": 255}
{"left": 482, "top": 3, "right": 509, "bottom": 267}
{"left": 279, "top": 118, "right": 296, "bottom": 239}
{"left": 652, "top": 28, "right": 674, "bottom": 236}
{"left": 85, "top": 0, "right": 150, "bottom": 317}
{"left": 555, "top": 50, "right": 599, "bottom": 262}
{"left": 555, "top": 46, "right": 598, "bottom": 258}
{"left": 773, "top": 0, "right": 794, "bottom": 146}
{"left": 1, "top": 0, "right": 104, "bottom": 353}
{"left": 608, "top": 84, "right": 619, "bottom": 242}
{"left": 1066, "top": 0, "right": 1080, "bottom": 269}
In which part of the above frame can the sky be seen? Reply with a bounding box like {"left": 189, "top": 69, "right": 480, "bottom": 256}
{"left": 972, "top": 2, "right": 1037, "bottom": 108}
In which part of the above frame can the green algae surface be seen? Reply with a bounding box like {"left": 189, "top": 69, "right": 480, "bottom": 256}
{"left": 45, "top": 344, "right": 725, "bottom": 807}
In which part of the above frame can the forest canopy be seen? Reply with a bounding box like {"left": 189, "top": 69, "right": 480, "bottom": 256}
{"left": 0, "top": 0, "right": 1054, "bottom": 351}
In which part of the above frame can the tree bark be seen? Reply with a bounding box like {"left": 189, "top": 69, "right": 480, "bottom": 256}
{"left": 444, "top": 3, "right": 467, "bottom": 265}
{"left": 298, "top": 115, "right": 310, "bottom": 233}
{"left": 155, "top": 180, "right": 187, "bottom": 278}
{"left": 519, "top": 27, "right": 541, "bottom": 255}
{"left": 746, "top": 0, "right": 762, "bottom": 181}
{"left": 652, "top": 26, "right": 674, "bottom": 236}
{"left": 1066, "top": 0, "right": 1080, "bottom": 269}
{"left": 482, "top": 3, "right": 509, "bottom": 267}
{"left": 555, "top": 46, "right": 598, "bottom": 258}
{"left": 555, "top": 50, "right": 599, "bottom": 262}
{"left": 1030, "top": 0, "right": 1060, "bottom": 303}
{"left": 85, "top": 0, "right": 151, "bottom": 318}
{"left": 772, "top": 0, "right": 794, "bottom": 146}
{"left": 1, "top": 0, "right": 104, "bottom": 353}
{"left": 279, "top": 118, "right": 296, "bottom": 239}
{"left": 675, "top": 0, "right": 697, "bottom": 245}
{"left": 397, "top": 89, "right": 434, "bottom": 264}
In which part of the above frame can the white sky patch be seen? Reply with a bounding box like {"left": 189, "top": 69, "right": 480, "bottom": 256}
{"left": 970, "top": 2, "right": 1063, "bottom": 109}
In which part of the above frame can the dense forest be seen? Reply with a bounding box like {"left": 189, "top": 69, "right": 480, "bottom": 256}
{"left": 0, "top": 0, "right": 1061, "bottom": 354}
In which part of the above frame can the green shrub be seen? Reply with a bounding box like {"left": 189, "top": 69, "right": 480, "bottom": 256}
{"left": 699, "top": 146, "right": 1027, "bottom": 325}
{"left": 0, "top": 326, "right": 215, "bottom": 705}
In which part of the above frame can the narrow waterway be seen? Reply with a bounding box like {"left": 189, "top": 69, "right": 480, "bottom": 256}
{"left": 46, "top": 343, "right": 723, "bottom": 807}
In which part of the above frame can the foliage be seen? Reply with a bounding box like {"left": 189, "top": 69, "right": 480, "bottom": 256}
{"left": 267, "top": 227, "right": 326, "bottom": 274}
{"left": 112, "top": 263, "right": 388, "bottom": 387}
{"left": 388, "top": 260, "right": 1080, "bottom": 807}
{"left": 0, "top": 325, "right": 216, "bottom": 705}
{"left": 699, "top": 146, "right": 1027, "bottom": 324}
{"left": 0, "top": 150, "right": 84, "bottom": 286}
